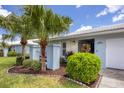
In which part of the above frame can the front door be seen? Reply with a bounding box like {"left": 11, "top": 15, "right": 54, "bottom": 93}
{"left": 78, "top": 39, "right": 94, "bottom": 53}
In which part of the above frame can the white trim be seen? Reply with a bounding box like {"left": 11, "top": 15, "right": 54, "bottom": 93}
{"left": 51, "top": 28, "right": 124, "bottom": 40}
{"left": 50, "top": 23, "right": 124, "bottom": 40}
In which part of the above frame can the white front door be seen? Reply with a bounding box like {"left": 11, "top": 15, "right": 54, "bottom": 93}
{"left": 106, "top": 38, "right": 124, "bottom": 69}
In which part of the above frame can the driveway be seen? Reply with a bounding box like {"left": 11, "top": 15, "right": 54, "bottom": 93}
{"left": 99, "top": 68, "right": 124, "bottom": 88}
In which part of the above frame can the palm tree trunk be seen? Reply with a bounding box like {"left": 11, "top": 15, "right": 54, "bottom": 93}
{"left": 40, "top": 39, "right": 47, "bottom": 72}
{"left": 20, "top": 38, "right": 27, "bottom": 60}
{"left": 22, "top": 45, "right": 25, "bottom": 59}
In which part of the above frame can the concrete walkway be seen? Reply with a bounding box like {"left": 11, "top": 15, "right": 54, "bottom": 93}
{"left": 99, "top": 68, "right": 124, "bottom": 88}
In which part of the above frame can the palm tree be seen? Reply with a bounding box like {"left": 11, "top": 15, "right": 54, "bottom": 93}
{"left": 0, "top": 16, "right": 14, "bottom": 57}
{"left": 17, "top": 15, "right": 34, "bottom": 59}
{"left": 0, "top": 13, "right": 33, "bottom": 61}
{"left": 0, "top": 34, "right": 11, "bottom": 48}
{"left": 24, "top": 5, "right": 72, "bottom": 71}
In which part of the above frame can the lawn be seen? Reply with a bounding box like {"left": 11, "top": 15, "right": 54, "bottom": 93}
{"left": 0, "top": 57, "right": 85, "bottom": 88}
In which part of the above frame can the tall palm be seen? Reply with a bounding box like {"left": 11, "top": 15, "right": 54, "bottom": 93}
{"left": 0, "top": 14, "right": 33, "bottom": 60}
{"left": 24, "top": 5, "right": 72, "bottom": 71}
{"left": 18, "top": 15, "right": 34, "bottom": 59}
{"left": 0, "top": 15, "right": 13, "bottom": 48}
{"left": 1, "top": 34, "right": 12, "bottom": 48}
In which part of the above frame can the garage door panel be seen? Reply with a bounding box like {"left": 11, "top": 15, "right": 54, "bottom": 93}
{"left": 106, "top": 38, "right": 124, "bottom": 69}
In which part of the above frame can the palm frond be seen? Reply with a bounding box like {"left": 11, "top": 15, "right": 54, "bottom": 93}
{"left": 24, "top": 5, "right": 72, "bottom": 41}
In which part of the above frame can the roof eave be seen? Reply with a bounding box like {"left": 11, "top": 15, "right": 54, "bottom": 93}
{"left": 50, "top": 28, "right": 124, "bottom": 41}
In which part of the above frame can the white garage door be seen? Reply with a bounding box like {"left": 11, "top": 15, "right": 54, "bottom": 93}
{"left": 106, "top": 38, "right": 124, "bottom": 69}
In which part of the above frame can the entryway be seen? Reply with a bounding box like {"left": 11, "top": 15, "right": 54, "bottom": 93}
{"left": 78, "top": 39, "right": 94, "bottom": 53}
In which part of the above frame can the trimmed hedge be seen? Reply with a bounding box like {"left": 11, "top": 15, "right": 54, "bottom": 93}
{"left": 16, "top": 56, "right": 24, "bottom": 66}
{"left": 23, "top": 59, "right": 40, "bottom": 71}
{"left": 31, "top": 61, "right": 41, "bottom": 71}
{"left": 8, "top": 51, "right": 17, "bottom": 57}
{"left": 23, "top": 59, "right": 32, "bottom": 67}
{"left": 66, "top": 53, "right": 102, "bottom": 83}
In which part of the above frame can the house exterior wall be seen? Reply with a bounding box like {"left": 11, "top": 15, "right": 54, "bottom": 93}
{"left": 47, "top": 44, "right": 61, "bottom": 70}
{"left": 95, "top": 38, "right": 106, "bottom": 69}
{"left": 51, "top": 32, "right": 124, "bottom": 69}
{"left": 12, "top": 45, "right": 22, "bottom": 53}
{"left": 30, "top": 45, "right": 41, "bottom": 61}
{"left": 51, "top": 39, "right": 78, "bottom": 55}
{"left": 29, "top": 44, "right": 61, "bottom": 70}
{"left": 11, "top": 45, "right": 30, "bottom": 54}
{"left": 3, "top": 48, "right": 8, "bottom": 57}
{"left": 66, "top": 39, "right": 78, "bottom": 53}
{"left": 25, "top": 46, "right": 30, "bottom": 54}
{"left": 94, "top": 33, "right": 124, "bottom": 69}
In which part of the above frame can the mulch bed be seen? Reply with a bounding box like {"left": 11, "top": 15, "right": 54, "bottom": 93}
{"left": 40, "top": 64, "right": 67, "bottom": 76}
{"left": 8, "top": 63, "right": 102, "bottom": 88}
{"left": 8, "top": 64, "right": 67, "bottom": 76}
{"left": 8, "top": 66, "right": 40, "bottom": 74}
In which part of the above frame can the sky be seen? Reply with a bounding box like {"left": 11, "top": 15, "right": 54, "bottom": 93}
{"left": 0, "top": 5, "right": 124, "bottom": 38}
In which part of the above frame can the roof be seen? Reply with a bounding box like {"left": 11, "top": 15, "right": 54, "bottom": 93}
{"left": 50, "top": 23, "right": 124, "bottom": 41}
{"left": 7, "top": 23, "right": 124, "bottom": 44}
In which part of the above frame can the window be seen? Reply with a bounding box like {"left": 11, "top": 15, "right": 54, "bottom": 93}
{"left": 62, "top": 42, "right": 66, "bottom": 55}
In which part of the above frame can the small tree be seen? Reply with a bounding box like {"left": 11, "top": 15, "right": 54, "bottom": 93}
{"left": 1, "top": 34, "right": 11, "bottom": 48}
{"left": 24, "top": 5, "right": 72, "bottom": 71}
{"left": 0, "top": 13, "right": 34, "bottom": 62}
{"left": 17, "top": 15, "right": 34, "bottom": 60}
{"left": 0, "top": 34, "right": 12, "bottom": 57}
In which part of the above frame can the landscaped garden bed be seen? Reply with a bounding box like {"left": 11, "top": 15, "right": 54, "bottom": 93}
{"left": 8, "top": 62, "right": 102, "bottom": 88}
{"left": 0, "top": 57, "right": 84, "bottom": 88}
{"left": 8, "top": 66, "right": 40, "bottom": 74}
{"left": 8, "top": 64, "right": 67, "bottom": 76}
{"left": 8, "top": 65, "right": 102, "bottom": 88}
{"left": 7, "top": 52, "right": 102, "bottom": 88}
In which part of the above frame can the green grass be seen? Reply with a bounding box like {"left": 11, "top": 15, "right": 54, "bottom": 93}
{"left": 0, "top": 57, "right": 85, "bottom": 88}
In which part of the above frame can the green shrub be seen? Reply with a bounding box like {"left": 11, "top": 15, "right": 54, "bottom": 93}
{"left": 23, "top": 59, "right": 40, "bottom": 71}
{"left": 16, "top": 53, "right": 22, "bottom": 57}
{"left": 23, "top": 59, "right": 32, "bottom": 67}
{"left": 8, "top": 51, "right": 17, "bottom": 57}
{"left": 31, "top": 61, "right": 41, "bottom": 71}
{"left": 16, "top": 56, "right": 24, "bottom": 66}
{"left": 66, "top": 53, "right": 102, "bottom": 83}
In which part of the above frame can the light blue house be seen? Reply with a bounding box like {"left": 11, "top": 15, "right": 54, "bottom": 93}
{"left": 29, "top": 45, "right": 40, "bottom": 60}
{"left": 48, "top": 23, "right": 124, "bottom": 70}
{"left": 11, "top": 40, "right": 38, "bottom": 54}
{"left": 29, "top": 44, "right": 61, "bottom": 70}
{"left": 9, "top": 39, "right": 61, "bottom": 70}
